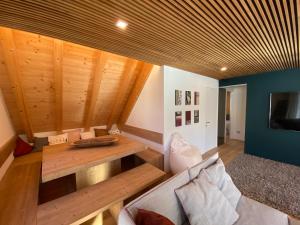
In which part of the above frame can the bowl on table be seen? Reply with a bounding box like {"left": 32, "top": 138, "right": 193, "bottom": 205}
{"left": 71, "top": 136, "right": 119, "bottom": 148}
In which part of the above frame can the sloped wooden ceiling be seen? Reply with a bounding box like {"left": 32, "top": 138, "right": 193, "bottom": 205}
{"left": 0, "top": 0, "right": 299, "bottom": 79}
{"left": 0, "top": 27, "right": 153, "bottom": 139}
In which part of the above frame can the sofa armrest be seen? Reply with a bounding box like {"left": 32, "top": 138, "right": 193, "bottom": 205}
{"left": 289, "top": 217, "right": 300, "bottom": 225}
{"left": 118, "top": 209, "right": 136, "bottom": 225}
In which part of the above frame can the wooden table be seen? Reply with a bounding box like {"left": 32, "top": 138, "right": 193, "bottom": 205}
{"left": 41, "top": 135, "right": 147, "bottom": 183}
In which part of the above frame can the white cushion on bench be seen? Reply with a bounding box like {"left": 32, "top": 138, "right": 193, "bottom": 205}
{"left": 234, "top": 196, "right": 288, "bottom": 225}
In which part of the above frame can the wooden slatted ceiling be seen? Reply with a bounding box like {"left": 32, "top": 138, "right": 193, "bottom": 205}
{"left": 0, "top": 27, "right": 153, "bottom": 135}
{"left": 0, "top": 0, "right": 299, "bottom": 78}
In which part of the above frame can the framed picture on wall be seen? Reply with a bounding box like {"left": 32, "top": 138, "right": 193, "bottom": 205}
{"left": 175, "top": 111, "right": 182, "bottom": 127}
{"left": 185, "top": 91, "right": 191, "bottom": 105}
{"left": 185, "top": 111, "right": 191, "bottom": 125}
{"left": 194, "top": 92, "right": 199, "bottom": 105}
{"left": 194, "top": 110, "right": 199, "bottom": 123}
{"left": 175, "top": 90, "right": 182, "bottom": 105}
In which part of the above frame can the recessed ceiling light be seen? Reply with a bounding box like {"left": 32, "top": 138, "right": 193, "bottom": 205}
{"left": 220, "top": 67, "right": 228, "bottom": 72}
{"left": 116, "top": 20, "right": 128, "bottom": 29}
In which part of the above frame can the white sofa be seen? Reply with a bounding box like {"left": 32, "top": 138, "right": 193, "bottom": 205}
{"left": 119, "top": 154, "right": 300, "bottom": 225}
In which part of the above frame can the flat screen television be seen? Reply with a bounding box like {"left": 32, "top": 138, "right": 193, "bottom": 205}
{"left": 269, "top": 92, "right": 300, "bottom": 131}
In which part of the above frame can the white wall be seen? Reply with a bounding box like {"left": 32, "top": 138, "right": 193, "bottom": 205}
{"left": 124, "top": 65, "right": 219, "bottom": 172}
{"left": 0, "top": 89, "right": 15, "bottom": 180}
{"left": 124, "top": 65, "right": 164, "bottom": 153}
{"left": 126, "top": 66, "right": 164, "bottom": 133}
{"left": 163, "top": 66, "right": 219, "bottom": 171}
{"left": 0, "top": 90, "right": 15, "bottom": 146}
{"left": 228, "top": 85, "right": 247, "bottom": 141}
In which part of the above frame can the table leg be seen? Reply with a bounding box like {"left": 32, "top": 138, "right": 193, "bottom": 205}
{"left": 109, "top": 201, "right": 124, "bottom": 222}
{"left": 75, "top": 159, "right": 121, "bottom": 225}
{"left": 76, "top": 160, "right": 121, "bottom": 190}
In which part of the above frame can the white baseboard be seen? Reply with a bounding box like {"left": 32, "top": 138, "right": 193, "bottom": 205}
{"left": 0, "top": 153, "right": 14, "bottom": 181}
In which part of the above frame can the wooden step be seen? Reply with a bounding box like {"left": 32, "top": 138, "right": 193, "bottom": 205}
{"left": 37, "top": 163, "right": 165, "bottom": 225}
{"left": 135, "top": 148, "right": 164, "bottom": 170}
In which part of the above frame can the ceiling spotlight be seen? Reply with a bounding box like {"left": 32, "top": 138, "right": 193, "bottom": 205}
{"left": 220, "top": 67, "right": 228, "bottom": 72}
{"left": 116, "top": 20, "right": 128, "bottom": 29}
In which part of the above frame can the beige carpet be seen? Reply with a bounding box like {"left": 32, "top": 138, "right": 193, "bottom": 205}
{"left": 226, "top": 154, "right": 300, "bottom": 219}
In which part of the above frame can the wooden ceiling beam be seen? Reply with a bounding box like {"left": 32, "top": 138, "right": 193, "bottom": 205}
{"left": 246, "top": 0, "right": 285, "bottom": 69}
{"left": 168, "top": 0, "right": 262, "bottom": 72}
{"left": 238, "top": 0, "right": 282, "bottom": 70}
{"left": 53, "top": 39, "right": 63, "bottom": 132}
{"left": 202, "top": 0, "right": 276, "bottom": 69}
{"left": 0, "top": 1, "right": 298, "bottom": 78}
{"left": 283, "top": 0, "right": 296, "bottom": 67}
{"left": 260, "top": 0, "right": 290, "bottom": 69}
{"left": 83, "top": 51, "right": 108, "bottom": 131}
{"left": 254, "top": 0, "right": 289, "bottom": 69}
{"left": 297, "top": 0, "right": 300, "bottom": 67}
{"left": 275, "top": 0, "right": 294, "bottom": 67}
{"left": 106, "top": 58, "right": 139, "bottom": 130}
{"left": 289, "top": 0, "right": 298, "bottom": 67}
{"left": 269, "top": 0, "right": 293, "bottom": 68}
{"left": 0, "top": 27, "right": 33, "bottom": 141}
{"left": 118, "top": 63, "right": 153, "bottom": 129}
{"left": 102, "top": 1, "right": 240, "bottom": 74}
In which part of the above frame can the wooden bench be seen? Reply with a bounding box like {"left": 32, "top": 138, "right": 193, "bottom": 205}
{"left": 0, "top": 151, "right": 42, "bottom": 225}
{"left": 37, "top": 163, "right": 166, "bottom": 225}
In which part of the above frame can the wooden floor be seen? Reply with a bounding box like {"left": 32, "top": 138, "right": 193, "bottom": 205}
{"left": 218, "top": 139, "right": 244, "bottom": 165}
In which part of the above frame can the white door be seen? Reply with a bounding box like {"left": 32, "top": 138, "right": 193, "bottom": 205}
{"left": 204, "top": 87, "right": 218, "bottom": 150}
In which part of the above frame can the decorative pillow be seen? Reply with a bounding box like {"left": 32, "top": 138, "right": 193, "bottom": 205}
{"left": 14, "top": 137, "right": 33, "bottom": 157}
{"left": 108, "top": 124, "right": 120, "bottom": 135}
{"left": 170, "top": 133, "right": 202, "bottom": 174}
{"left": 170, "top": 133, "right": 192, "bottom": 153}
{"left": 94, "top": 128, "right": 108, "bottom": 137}
{"left": 175, "top": 171, "right": 239, "bottom": 225}
{"left": 80, "top": 131, "right": 95, "bottom": 140}
{"left": 204, "top": 158, "right": 241, "bottom": 209}
{"left": 33, "top": 137, "right": 49, "bottom": 152}
{"left": 65, "top": 129, "right": 81, "bottom": 143}
{"left": 135, "top": 209, "right": 175, "bottom": 225}
{"left": 48, "top": 133, "right": 68, "bottom": 145}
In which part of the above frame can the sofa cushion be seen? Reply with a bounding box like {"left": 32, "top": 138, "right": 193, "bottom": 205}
{"left": 204, "top": 158, "right": 241, "bottom": 209}
{"left": 135, "top": 209, "right": 175, "bottom": 225}
{"left": 234, "top": 196, "right": 289, "bottom": 225}
{"left": 14, "top": 137, "right": 33, "bottom": 157}
{"left": 33, "top": 137, "right": 49, "bottom": 152}
{"left": 80, "top": 131, "right": 95, "bottom": 140}
{"left": 65, "top": 129, "right": 81, "bottom": 143}
{"left": 188, "top": 153, "right": 218, "bottom": 180}
{"left": 125, "top": 170, "right": 190, "bottom": 225}
{"left": 175, "top": 171, "right": 239, "bottom": 225}
{"left": 170, "top": 134, "right": 202, "bottom": 174}
{"left": 94, "top": 128, "right": 109, "bottom": 137}
{"left": 48, "top": 133, "right": 68, "bottom": 145}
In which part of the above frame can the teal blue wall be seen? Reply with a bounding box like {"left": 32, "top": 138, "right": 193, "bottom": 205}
{"left": 220, "top": 69, "right": 300, "bottom": 166}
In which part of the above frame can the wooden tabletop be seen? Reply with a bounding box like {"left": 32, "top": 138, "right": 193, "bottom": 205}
{"left": 41, "top": 135, "right": 146, "bottom": 183}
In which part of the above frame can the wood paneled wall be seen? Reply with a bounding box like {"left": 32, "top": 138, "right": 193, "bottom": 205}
{"left": 0, "top": 27, "right": 153, "bottom": 138}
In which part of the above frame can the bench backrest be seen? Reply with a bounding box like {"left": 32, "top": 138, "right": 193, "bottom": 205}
{"left": 120, "top": 153, "right": 219, "bottom": 225}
